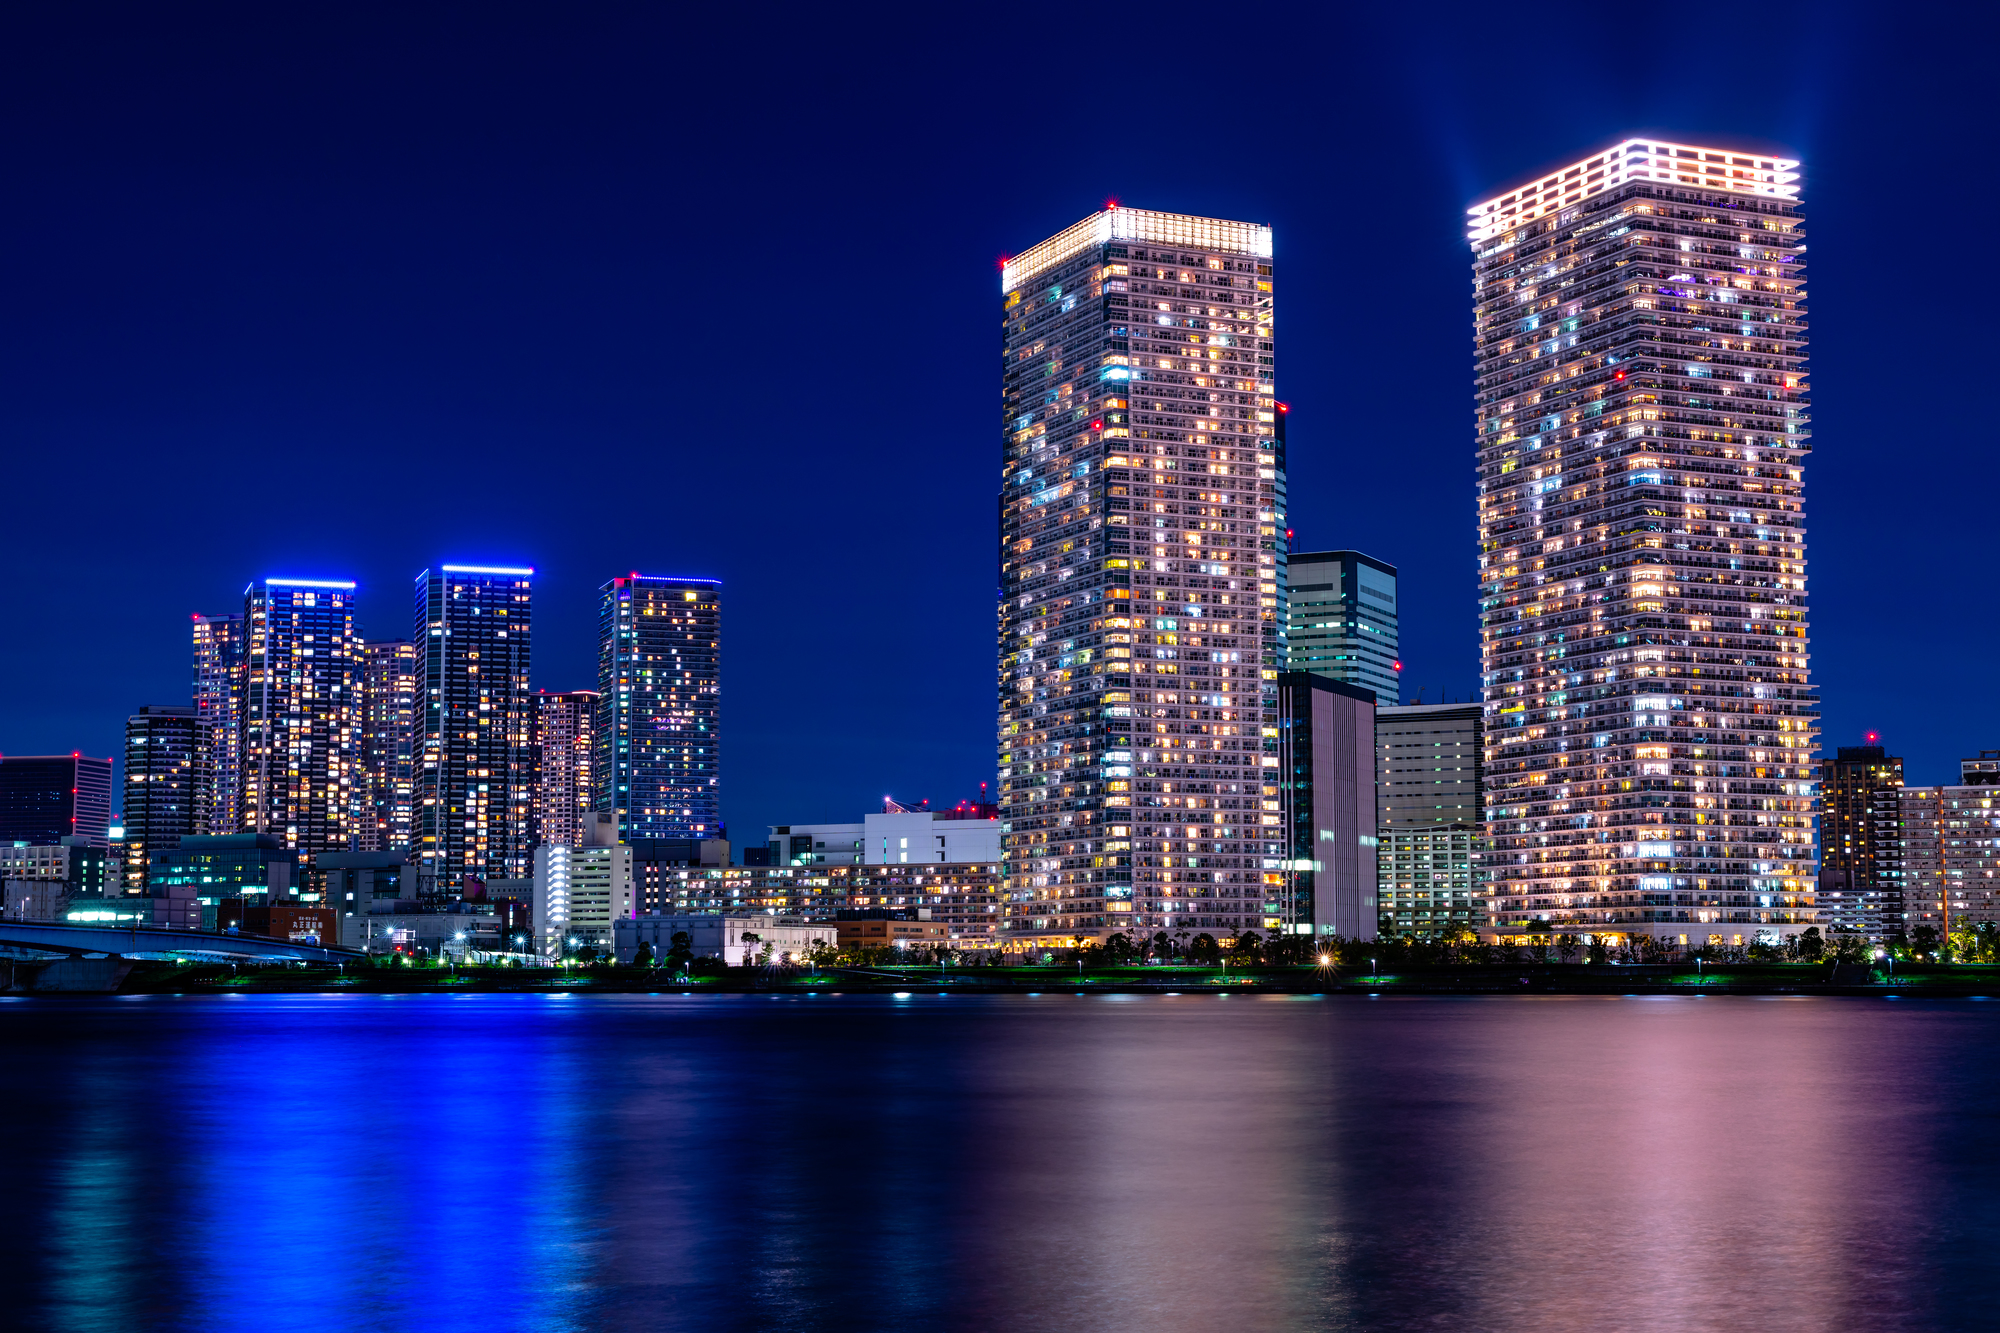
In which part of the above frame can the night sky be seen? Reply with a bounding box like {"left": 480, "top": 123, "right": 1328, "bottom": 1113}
{"left": 1, "top": 1, "right": 1989, "bottom": 847}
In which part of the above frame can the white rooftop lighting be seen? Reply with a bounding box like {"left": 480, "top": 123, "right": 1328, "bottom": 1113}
{"left": 1002, "top": 206, "right": 1272, "bottom": 291}
{"left": 1466, "top": 138, "right": 1801, "bottom": 245}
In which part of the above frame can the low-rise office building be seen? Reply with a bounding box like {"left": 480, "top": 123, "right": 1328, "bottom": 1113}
{"left": 637, "top": 862, "right": 1001, "bottom": 947}
{"left": 147, "top": 833, "right": 299, "bottom": 930}
{"left": 768, "top": 811, "right": 1000, "bottom": 867}
{"left": 1, "top": 839, "right": 114, "bottom": 897}
{"left": 533, "top": 835, "right": 634, "bottom": 956}
{"left": 4, "top": 879, "right": 72, "bottom": 922}
{"left": 345, "top": 905, "right": 523, "bottom": 956}
{"left": 218, "top": 898, "right": 338, "bottom": 945}
{"left": 833, "top": 909, "right": 949, "bottom": 953}
{"left": 614, "top": 913, "right": 832, "bottom": 967}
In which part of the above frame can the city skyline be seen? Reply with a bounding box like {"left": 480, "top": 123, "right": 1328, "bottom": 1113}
{"left": 1, "top": 6, "right": 1990, "bottom": 854}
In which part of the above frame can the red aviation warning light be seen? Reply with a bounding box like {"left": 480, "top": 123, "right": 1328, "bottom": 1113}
{"left": 1866, "top": 731, "right": 1880, "bottom": 744}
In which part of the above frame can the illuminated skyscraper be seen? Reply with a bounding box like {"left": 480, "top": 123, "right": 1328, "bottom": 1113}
{"left": 361, "top": 639, "right": 418, "bottom": 851}
{"left": 0, "top": 754, "right": 113, "bottom": 847}
{"left": 192, "top": 611, "right": 245, "bottom": 833}
{"left": 1468, "top": 139, "right": 1817, "bottom": 947}
{"left": 415, "top": 566, "right": 535, "bottom": 891}
{"left": 995, "top": 207, "right": 1283, "bottom": 950}
{"left": 241, "top": 578, "right": 362, "bottom": 873}
{"left": 1285, "top": 549, "right": 1400, "bottom": 702}
{"left": 1817, "top": 743, "right": 1903, "bottom": 939}
{"left": 121, "top": 705, "right": 211, "bottom": 892}
{"left": 534, "top": 688, "right": 599, "bottom": 849}
{"left": 597, "top": 575, "right": 720, "bottom": 841}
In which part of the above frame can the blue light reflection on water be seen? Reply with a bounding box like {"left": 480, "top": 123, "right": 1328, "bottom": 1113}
{"left": 6, "top": 993, "right": 2000, "bottom": 1332}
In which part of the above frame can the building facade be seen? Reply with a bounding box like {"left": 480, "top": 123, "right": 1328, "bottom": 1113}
{"left": 533, "top": 688, "right": 599, "bottom": 849}
{"left": 597, "top": 575, "right": 721, "bottom": 841}
{"left": 241, "top": 579, "right": 363, "bottom": 868}
{"left": 0, "top": 841, "right": 113, "bottom": 897}
{"left": 997, "top": 206, "right": 1282, "bottom": 950}
{"left": 1893, "top": 787, "right": 2000, "bottom": 937}
{"left": 121, "top": 705, "right": 211, "bottom": 893}
{"left": 146, "top": 832, "right": 299, "bottom": 930}
{"left": 1469, "top": 139, "right": 1817, "bottom": 946}
{"left": 1286, "top": 550, "right": 1400, "bottom": 702}
{"left": 1376, "top": 702, "right": 1485, "bottom": 935}
{"left": 1275, "top": 672, "right": 1379, "bottom": 940}
{"left": 192, "top": 611, "right": 246, "bottom": 833}
{"left": 767, "top": 812, "right": 1001, "bottom": 867}
{"left": 415, "top": 566, "right": 535, "bottom": 893}
{"left": 614, "top": 913, "right": 833, "bottom": 967}
{"left": 634, "top": 861, "right": 1002, "bottom": 948}
{"left": 360, "top": 639, "right": 417, "bottom": 853}
{"left": 0, "top": 755, "right": 114, "bottom": 848}
{"left": 1818, "top": 743, "right": 1904, "bottom": 940}
{"left": 533, "top": 840, "right": 635, "bottom": 956}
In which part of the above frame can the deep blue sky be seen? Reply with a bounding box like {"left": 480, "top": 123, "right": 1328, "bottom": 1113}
{"left": 1, "top": 1, "right": 1989, "bottom": 847}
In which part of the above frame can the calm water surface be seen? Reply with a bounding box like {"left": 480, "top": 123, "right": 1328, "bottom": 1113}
{"left": 2, "top": 992, "right": 1995, "bottom": 1332}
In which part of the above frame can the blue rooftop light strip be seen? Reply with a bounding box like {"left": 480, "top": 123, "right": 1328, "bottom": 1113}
{"left": 265, "top": 578, "right": 357, "bottom": 589}
{"left": 441, "top": 564, "right": 535, "bottom": 575}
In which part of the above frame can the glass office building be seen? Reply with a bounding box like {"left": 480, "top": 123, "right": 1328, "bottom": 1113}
{"left": 1469, "top": 139, "right": 1817, "bottom": 946}
{"left": 1375, "top": 702, "right": 1484, "bottom": 935}
{"left": 597, "top": 576, "right": 721, "bottom": 841}
{"left": 415, "top": 566, "right": 535, "bottom": 891}
{"left": 1285, "top": 549, "right": 1400, "bottom": 702}
{"left": 0, "top": 755, "right": 113, "bottom": 847}
{"left": 995, "top": 207, "right": 1282, "bottom": 949}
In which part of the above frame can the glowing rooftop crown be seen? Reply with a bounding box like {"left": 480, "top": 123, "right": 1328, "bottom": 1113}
{"left": 1467, "top": 139, "right": 1800, "bottom": 244}
{"left": 1003, "top": 207, "right": 1272, "bottom": 292}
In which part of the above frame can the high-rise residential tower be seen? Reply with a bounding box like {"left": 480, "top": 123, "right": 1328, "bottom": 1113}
{"left": 1818, "top": 743, "right": 1903, "bottom": 940}
{"left": 241, "top": 578, "right": 362, "bottom": 872}
{"left": 192, "top": 612, "right": 246, "bottom": 833}
{"left": 1469, "top": 139, "right": 1817, "bottom": 947}
{"left": 360, "top": 639, "right": 418, "bottom": 851}
{"left": 1894, "top": 785, "right": 2000, "bottom": 936}
{"left": 995, "top": 207, "right": 1282, "bottom": 950}
{"left": 121, "top": 705, "right": 211, "bottom": 892}
{"left": 534, "top": 688, "right": 599, "bottom": 849}
{"left": 1285, "top": 549, "right": 1400, "bottom": 703}
{"left": 415, "top": 566, "right": 535, "bottom": 892}
{"left": 597, "top": 576, "right": 720, "bottom": 841}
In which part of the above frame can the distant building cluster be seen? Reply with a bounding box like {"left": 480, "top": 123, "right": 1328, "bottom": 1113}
{"left": 15, "top": 136, "right": 1990, "bottom": 961}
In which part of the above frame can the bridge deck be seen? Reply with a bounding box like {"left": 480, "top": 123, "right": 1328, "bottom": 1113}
{"left": 0, "top": 920, "right": 361, "bottom": 963}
